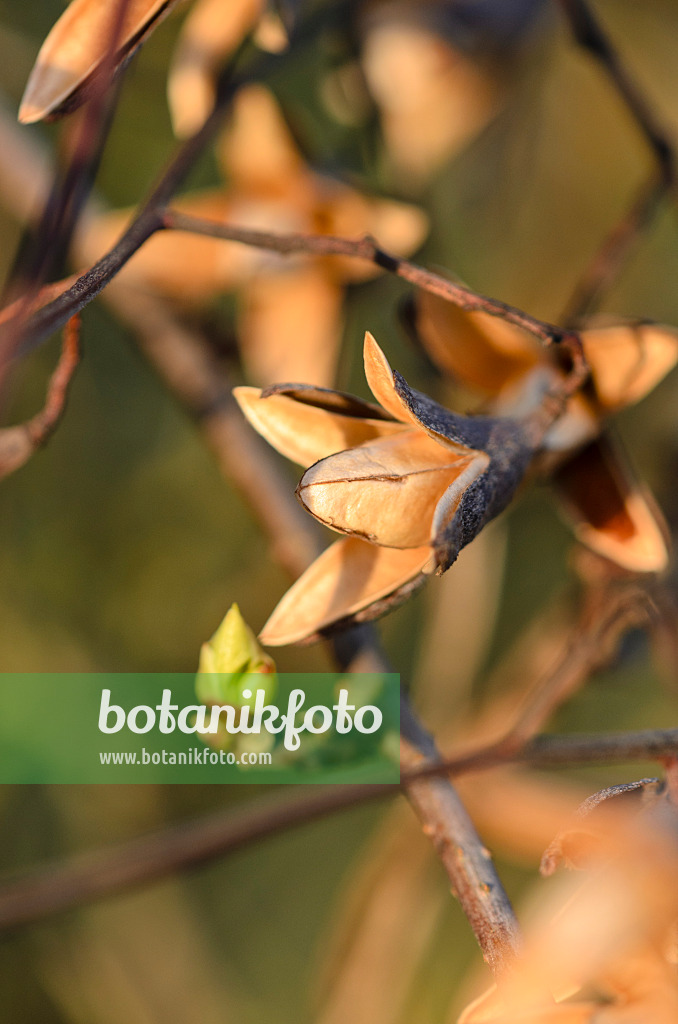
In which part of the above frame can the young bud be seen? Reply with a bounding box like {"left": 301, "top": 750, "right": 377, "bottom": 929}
{"left": 197, "top": 603, "right": 276, "bottom": 706}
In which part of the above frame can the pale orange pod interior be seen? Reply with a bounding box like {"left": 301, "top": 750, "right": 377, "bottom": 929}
{"left": 168, "top": 0, "right": 265, "bottom": 137}
{"left": 233, "top": 386, "right": 406, "bottom": 468}
{"left": 361, "top": 21, "right": 499, "bottom": 183}
{"left": 218, "top": 84, "right": 309, "bottom": 198}
{"left": 416, "top": 290, "right": 540, "bottom": 395}
{"left": 259, "top": 537, "right": 433, "bottom": 646}
{"left": 581, "top": 322, "right": 678, "bottom": 412}
{"left": 238, "top": 265, "right": 344, "bottom": 387}
{"left": 298, "top": 430, "right": 484, "bottom": 548}
{"left": 458, "top": 985, "right": 595, "bottom": 1023}
{"left": 554, "top": 436, "right": 670, "bottom": 573}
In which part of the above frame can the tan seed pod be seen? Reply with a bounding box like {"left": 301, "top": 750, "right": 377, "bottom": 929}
{"left": 19, "top": 0, "right": 183, "bottom": 124}
{"left": 581, "top": 322, "right": 678, "bottom": 412}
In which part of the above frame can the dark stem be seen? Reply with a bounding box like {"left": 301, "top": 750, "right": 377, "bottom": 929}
{"left": 0, "top": 313, "right": 82, "bottom": 479}
{"left": 561, "top": 173, "right": 666, "bottom": 326}
{"left": 557, "top": 0, "right": 677, "bottom": 325}
{"left": 162, "top": 212, "right": 569, "bottom": 346}
{"left": 8, "top": 0, "right": 133, "bottom": 292}
{"left": 556, "top": 0, "right": 674, "bottom": 185}
{"left": 101, "top": 281, "right": 521, "bottom": 976}
{"left": 0, "top": 724, "right": 675, "bottom": 932}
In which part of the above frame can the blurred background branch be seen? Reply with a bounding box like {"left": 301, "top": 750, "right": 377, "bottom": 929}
{"left": 0, "top": 1, "right": 676, "bottom": 1021}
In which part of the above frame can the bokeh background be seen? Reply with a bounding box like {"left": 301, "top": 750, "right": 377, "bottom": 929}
{"left": 0, "top": 1, "right": 677, "bottom": 1021}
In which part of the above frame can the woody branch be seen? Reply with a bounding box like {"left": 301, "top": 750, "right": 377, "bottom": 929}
{"left": 0, "top": 97, "right": 523, "bottom": 976}
{"left": 0, "top": 0, "right": 674, "bottom": 982}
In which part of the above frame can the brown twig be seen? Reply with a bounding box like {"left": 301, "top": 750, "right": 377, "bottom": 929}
{"left": 405, "top": 726, "right": 678, "bottom": 781}
{"left": 561, "top": 172, "right": 666, "bottom": 326}
{"left": 556, "top": 0, "right": 677, "bottom": 326}
{"left": 412, "top": 575, "right": 654, "bottom": 780}
{"left": 0, "top": 722, "right": 676, "bottom": 933}
{"left": 6, "top": 0, "right": 133, "bottom": 299}
{"left": 0, "top": 0, "right": 356, "bottom": 365}
{"left": 398, "top": 697, "right": 520, "bottom": 973}
{"left": 162, "top": 210, "right": 573, "bottom": 349}
{"left": 91, "top": 277, "right": 522, "bottom": 974}
{"left": 0, "top": 0, "right": 668, "bottom": 987}
{"left": 0, "top": 313, "right": 81, "bottom": 480}
{"left": 0, "top": 783, "right": 391, "bottom": 932}
{"left": 0, "top": 211, "right": 577, "bottom": 368}
{"left": 515, "top": 728, "right": 678, "bottom": 768}
{"left": 556, "top": 0, "right": 674, "bottom": 185}
{"left": 0, "top": 102, "right": 523, "bottom": 973}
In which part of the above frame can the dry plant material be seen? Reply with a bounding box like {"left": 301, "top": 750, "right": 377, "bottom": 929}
{"left": 19, "top": 0, "right": 183, "bottom": 124}
{"left": 359, "top": 10, "right": 500, "bottom": 185}
{"left": 80, "top": 84, "right": 427, "bottom": 386}
{"left": 21, "top": 0, "right": 288, "bottom": 133}
{"left": 168, "top": 0, "right": 289, "bottom": 137}
{"left": 316, "top": 807, "right": 443, "bottom": 1024}
{"left": 554, "top": 435, "right": 670, "bottom": 574}
{"left": 415, "top": 292, "right": 677, "bottom": 571}
{"left": 540, "top": 778, "right": 664, "bottom": 878}
{"left": 458, "top": 802, "right": 678, "bottom": 1023}
{"left": 235, "top": 331, "right": 549, "bottom": 645}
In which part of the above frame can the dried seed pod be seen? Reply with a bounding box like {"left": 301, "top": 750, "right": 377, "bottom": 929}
{"left": 19, "top": 0, "right": 183, "bottom": 124}
{"left": 237, "top": 332, "right": 538, "bottom": 644}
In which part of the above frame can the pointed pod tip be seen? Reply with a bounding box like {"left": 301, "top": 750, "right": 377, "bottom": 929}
{"left": 232, "top": 385, "right": 262, "bottom": 405}
{"left": 18, "top": 103, "right": 40, "bottom": 125}
{"left": 363, "top": 328, "right": 393, "bottom": 391}
{"left": 362, "top": 330, "right": 418, "bottom": 425}
{"left": 259, "top": 538, "right": 433, "bottom": 646}
{"left": 258, "top": 614, "right": 314, "bottom": 648}
{"left": 363, "top": 329, "right": 386, "bottom": 367}
{"left": 257, "top": 626, "right": 285, "bottom": 647}
{"left": 582, "top": 322, "right": 678, "bottom": 411}
{"left": 232, "top": 385, "right": 264, "bottom": 424}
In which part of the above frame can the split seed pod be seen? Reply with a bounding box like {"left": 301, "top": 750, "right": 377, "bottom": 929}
{"left": 235, "top": 332, "right": 542, "bottom": 645}
{"left": 415, "top": 291, "right": 677, "bottom": 573}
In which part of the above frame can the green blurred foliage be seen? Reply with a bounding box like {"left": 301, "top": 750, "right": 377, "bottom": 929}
{"left": 0, "top": 1, "right": 676, "bottom": 1022}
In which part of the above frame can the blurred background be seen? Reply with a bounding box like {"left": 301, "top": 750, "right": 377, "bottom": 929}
{"left": 0, "top": 0, "right": 677, "bottom": 1021}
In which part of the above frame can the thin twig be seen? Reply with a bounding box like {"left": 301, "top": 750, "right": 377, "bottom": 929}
{"left": 557, "top": 0, "right": 677, "bottom": 326}
{"left": 406, "top": 726, "right": 678, "bottom": 780}
{"left": 556, "top": 0, "right": 674, "bottom": 184}
{"left": 5, "top": 0, "right": 132, "bottom": 300}
{"left": 561, "top": 172, "right": 666, "bottom": 326}
{"left": 0, "top": 313, "right": 81, "bottom": 479}
{"left": 398, "top": 696, "right": 520, "bottom": 973}
{"left": 162, "top": 210, "right": 571, "bottom": 347}
{"left": 517, "top": 728, "right": 678, "bottom": 767}
{"left": 0, "top": 211, "right": 577, "bottom": 370}
{"left": 93, "top": 279, "right": 522, "bottom": 974}
{"left": 0, "top": 783, "right": 391, "bottom": 932}
{"left": 411, "top": 576, "right": 653, "bottom": 780}
{"left": 0, "top": 0, "right": 357, "bottom": 365}
{"left": 0, "top": 104, "right": 522, "bottom": 974}
{"left": 0, "top": 723, "right": 676, "bottom": 932}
